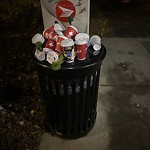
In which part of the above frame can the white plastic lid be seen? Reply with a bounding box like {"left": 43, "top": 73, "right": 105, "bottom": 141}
{"left": 54, "top": 23, "right": 62, "bottom": 32}
{"left": 90, "top": 35, "right": 101, "bottom": 44}
{"left": 61, "top": 39, "right": 74, "bottom": 47}
{"left": 75, "top": 33, "right": 89, "bottom": 42}
{"left": 93, "top": 43, "right": 101, "bottom": 51}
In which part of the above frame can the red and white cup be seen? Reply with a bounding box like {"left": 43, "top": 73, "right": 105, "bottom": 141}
{"left": 75, "top": 33, "right": 89, "bottom": 43}
{"left": 48, "top": 32, "right": 58, "bottom": 41}
{"left": 90, "top": 35, "right": 101, "bottom": 51}
{"left": 43, "top": 28, "right": 57, "bottom": 41}
{"left": 55, "top": 35, "right": 68, "bottom": 54}
{"left": 46, "top": 49, "right": 59, "bottom": 64}
{"left": 45, "top": 39, "right": 56, "bottom": 50}
{"left": 43, "top": 26, "right": 54, "bottom": 38}
{"left": 64, "top": 25, "right": 78, "bottom": 39}
{"left": 75, "top": 40, "right": 87, "bottom": 60}
{"left": 61, "top": 39, "right": 75, "bottom": 63}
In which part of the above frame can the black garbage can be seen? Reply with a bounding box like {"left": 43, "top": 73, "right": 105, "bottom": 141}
{"left": 33, "top": 44, "right": 106, "bottom": 138}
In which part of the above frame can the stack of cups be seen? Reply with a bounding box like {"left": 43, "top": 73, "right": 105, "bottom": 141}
{"left": 33, "top": 23, "right": 102, "bottom": 64}
{"left": 42, "top": 23, "right": 64, "bottom": 64}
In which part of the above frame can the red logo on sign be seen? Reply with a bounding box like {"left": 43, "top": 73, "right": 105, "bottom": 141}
{"left": 56, "top": 0, "right": 76, "bottom": 22}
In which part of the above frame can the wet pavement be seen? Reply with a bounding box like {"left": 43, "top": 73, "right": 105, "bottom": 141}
{"left": 39, "top": 38, "right": 150, "bottom": 150}
{"left": 0, "top": 0, "right": 150, "bottom": 150}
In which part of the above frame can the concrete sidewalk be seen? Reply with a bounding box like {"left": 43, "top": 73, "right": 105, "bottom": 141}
{"left": 39, "top": 38, "right": 150, "bottom": 150}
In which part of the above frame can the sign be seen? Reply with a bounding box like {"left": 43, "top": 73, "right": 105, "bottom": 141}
{"left": 40, "top": 0, "right": 90, "bottom": 33}
{"left": 56, "top": 0, "right": 76, "bottom": 22}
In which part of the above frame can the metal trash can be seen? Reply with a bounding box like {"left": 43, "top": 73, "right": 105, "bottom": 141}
{"left": 33, "top": 45, "right": 106, "bottom": 138}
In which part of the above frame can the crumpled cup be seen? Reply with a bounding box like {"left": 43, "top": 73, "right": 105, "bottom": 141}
{"left": 32, "top": 33, "right": 45, "bottom": 44}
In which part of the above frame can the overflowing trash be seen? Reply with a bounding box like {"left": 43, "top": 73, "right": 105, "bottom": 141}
{"left": 32, "top": 21, "right": 102, "bottom": 71}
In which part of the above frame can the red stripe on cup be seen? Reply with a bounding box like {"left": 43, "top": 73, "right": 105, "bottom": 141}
{"left": 64, "top": 25, "right": 78, "bottom": 39}
{"left": 75, "top": 40, "right": 87, "bottom": 60}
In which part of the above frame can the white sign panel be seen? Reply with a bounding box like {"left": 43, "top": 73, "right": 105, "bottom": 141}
{"left": 40, "top": 0, "right": 90, "bottom": 33}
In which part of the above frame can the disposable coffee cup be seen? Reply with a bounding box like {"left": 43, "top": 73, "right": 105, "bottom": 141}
{"left": 75, "top": 33, "right": 89, "bottom": 45}
{"left": 43, "top": 48, "right": 52, "bottom": 54}
{"left": 32, "top": 33, "right": 45, "bottom": 44}
{"left": 45, "top": 39, "right": 56, "bottom": 50}
{"left": 64, "top": 25, "right": 78, "bottom": 39}
{"left": 55, "top": 35, "right": 68, "bottom": 54}
{"left": 48, "top": 32, "right": 58, "bottom": 41}
{"left": 35, "top": 50, "right": 45, "bottom": 61}
{"left": 46, "top": 49, "right": 59, "bottom": 64}
{"left": 43, "top": 26, "right": 54, "bottom": 39}
{"left": 90, "top": 35, "right": 101, "bottom": 51}
{"left": 54, "top": 23, "right": 62, "bottom": 32}
{"left": 43, "top": 47, "right": 50, "bottom": 52}
{"left": 75, "top": 40, "right": 87, "bottom": 60}
{"left": 43, "top": 28, "right": 57, "bottom": 41}
{"left": 88, "top": 46, "right": 101, "bottom": 56}
{"left": 61, "top": 39, "right": 75, "bottom": 63}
